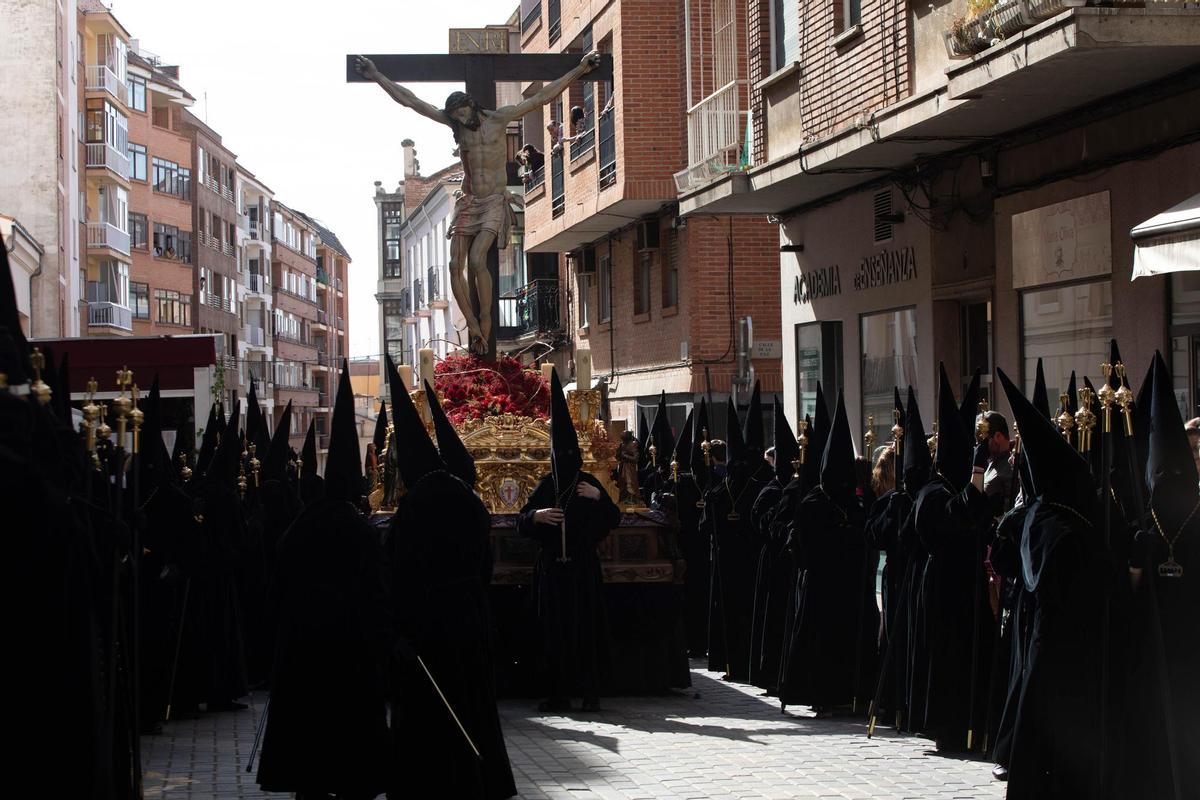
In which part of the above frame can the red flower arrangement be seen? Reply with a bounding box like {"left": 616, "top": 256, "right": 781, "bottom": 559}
{"left": 433, "top": 353, "right": 551, "bottom": 425}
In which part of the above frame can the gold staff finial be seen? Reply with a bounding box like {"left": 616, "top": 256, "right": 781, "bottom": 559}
{"left": 976, "top": 398, "right": 990, "bottom": 443}
{"left": 1114, "top": 362, "right": 1134, "bottom": 437}
{"left": 1056, "top": 393, "right": 1075, "bottom": 442}
{"left": 928, "top": 421, "right": 939, "bottom": 457}
{"left": 29, "top": 348, "right": 51, "bottom": 405}
{"left": 864, "top": 414, "right": 877, "bottom": 454}
{"left": 129, "top": 384, "right": 144, "bottom": 455}
{"left": 1098, "top": 362, "right": 1116, "bottom": 435}
{"left": 179, "top": 452, "right": 193, "bottom": 482}
{"left": 1075, "top": 386, "right": 1096, "bottom": 453}
{"left": 796, "top": 419, "right": 809, "bottom": 468}
{"left": 248, "top": 443, "right": 261, "bottom": 488}
{"left": 701, "top": 427, "right": 712, "bottom": 467}
{"left": 112, "top": 367, "right": 133, "bottom": 450}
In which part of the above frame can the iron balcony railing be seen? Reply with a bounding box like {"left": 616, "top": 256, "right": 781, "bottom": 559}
{"left": 413, "top": 278, "right": 424, "bottom": 309}
{"left": 526, "top": 165, "right": 545, "bottom": 191}
{"left": 498, "top": 279, "right": 561, "bottom": 340}
{"left": 551, "top": 149, "right": 565, "bottom": 218}
{"left": 399, "top": 287, "right": 412, "bottom": 317}
{"left": 316, "top": 268, "right": 330, "bottom": 285}
{"left": 427, "top": 266, "right": 441, "bottom": 302}
{"left": 87, "top": 64, "right": 128, "bottom": 105}
{"left": 317, "top": 309, "right": 329, "bottom": 326}
{"left": 598, "top": 108, "right": 617, "bottom": 189}
{"left": 88, "top": 301, "right": 133, "bottom": 331}
{"left": 336, "top": 316, "right": 345, "bottom": 332}
{"left": 205, "top": 293, "right": 233, "bottom": 313}
{"left": 570, "top": 110, "right": 596, "bottom": 162}
{"left": 317, "top": 349, "right": 330, "bottom": 366}
{"left": 243, "top": 325, "right": 266, "bottom": 347}
{"left": 222, "top": 239, "right": 235, "bottom": 257}
{"left": 247, "top": 272, "right": 266, "bottom": 293}
{"left": 86, "top": 141, "right": 130, "bottom": 176}
{"left": 86, "top": 222, "right": 130, "bottom": 256}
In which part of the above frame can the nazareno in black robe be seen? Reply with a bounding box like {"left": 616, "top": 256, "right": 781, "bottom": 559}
{"left": 748, "top": 478, "right": 785, "bottom": 690}
{"left": 518, "top": 471, "right": 621, "bottom": 700}
{"left": 255, "top": 497, "right": 392, "bottom": 797}
{"left": 864, "top": 487, "right": 913, "bottom": 722}
{"left": 388, "top": 470, "right": 516, "bottom": 800}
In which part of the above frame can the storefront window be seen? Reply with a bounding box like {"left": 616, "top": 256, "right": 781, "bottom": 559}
{"left": 1021, "top": 279, "right": 1112, "bottom": 407}
{"left": 1170, "top": 272, "right": 1200, "bottom": 420}
{"left": 861, "top": 308, "right": 917, "bottom": 447}
{"left": 795, "top": 321, "right": 843, "bottom": 424}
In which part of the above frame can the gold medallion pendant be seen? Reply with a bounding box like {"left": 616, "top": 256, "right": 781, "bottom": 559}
{"left": 726, "top": 512, "right": 740, "bottom": 522}
{"left": 1158, "top": 558, "right": 1184, "bottom": 579}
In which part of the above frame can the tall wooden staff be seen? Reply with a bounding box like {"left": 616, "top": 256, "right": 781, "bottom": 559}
{"left": 851, "top": 417, "right": 877, "bottom": 714}
{"left": 966, "top": 399, "right": 989, "bottom": 751}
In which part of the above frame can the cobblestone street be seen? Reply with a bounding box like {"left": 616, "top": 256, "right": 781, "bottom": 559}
{"left": 143, "top": 660, "right": 1005, "bottom": 799}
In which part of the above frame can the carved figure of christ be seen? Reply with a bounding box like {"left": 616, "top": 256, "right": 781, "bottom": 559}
{"left": 354, "top": 51, "right": 602, "bottom": 357}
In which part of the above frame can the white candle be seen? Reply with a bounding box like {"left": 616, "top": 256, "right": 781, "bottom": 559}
{"left": 541, "top": 362, "right": 554, "bottom": 386}
{"left": 418, "top": 348, "right": 435, "bottom": 390}
{"left": 576, "top": 348, "right": 592, "bottom": 390}
{"left": 398, "top": 364, "right": 413, "bottom": 389}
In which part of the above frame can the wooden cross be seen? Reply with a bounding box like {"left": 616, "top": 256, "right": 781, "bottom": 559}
{"left": 345, "top": 51, "right": 613, "bottom": 359}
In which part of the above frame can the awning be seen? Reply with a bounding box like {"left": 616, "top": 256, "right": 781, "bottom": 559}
{"left": 1131, "top": 191, "right": 1200, "bottom": 280}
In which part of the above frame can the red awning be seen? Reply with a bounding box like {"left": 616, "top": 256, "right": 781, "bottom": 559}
{"left": 31, "top": 335, "right": 218, "bottom": 393}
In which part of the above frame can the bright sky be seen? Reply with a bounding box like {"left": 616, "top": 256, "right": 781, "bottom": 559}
{"left": 110, "top": 0, "right": 514, "bottom": 357}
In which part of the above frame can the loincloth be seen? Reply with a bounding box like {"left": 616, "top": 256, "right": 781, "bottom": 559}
{"left": 448, "top": 191, "right": 519, "bottom": 241}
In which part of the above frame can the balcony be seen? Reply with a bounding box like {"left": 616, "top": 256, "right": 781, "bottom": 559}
{"left": 316, "top": 268, "right": 330, "bottom": 285}
{"left": 674, "top": 81, "right": 750, "bottom": 194}
{"left": 86, "top": 64, "right": 128, "bottom": 105}
{"left": 336, "top": 316, "right": 345, "bottom": 332}
{"left": 526, "top": 165, "right": 545, "bottom": 191}
{"left": 414, "top": 278, "right": 429, "bottom": 316}
{"left": 246, "top": 272, "right": 268, "bottom": 294}
{"left": 335, "top": 277, "right": 344, "bottom": 295}
{"left": 399, "top": 287, "right": 414, "bottom": 319}
{"left": 243, "top": 325, "right": 266, "bottom": 348}
{"left": 570, "top": 110, "right": 596, "bottom": 162}
{"left": 316, "top": 349, "right": 331, "bottom": 367}
{"left": 222, "top": 240, "right": 234, "bottom": 257}
{"left": 313, "top": 309, "right": 329, "bottom": 330}
{"left": 550, "top": 149, "right": 565, "bottom": 219}
{"left": 498, "top": 279, "right": 561, "bottom": 340}
{"left": 597, "top": 109, "right": 617, "bottom": 189}
{"left": 86, "top": 222, "right": 130, "bottom": 256}
{"left": 86, "top": 142, "right": 130, "bottom": 178}
{"left": 204, "top": 293, "right": 234, "bottom": 314}
{"left": 428, "top": 266, "right": 448, "bottom": 308}
{"left": 88, "top": 301, "right": 133, "bottom": 332}
{"left": 679, "top": 8, "right": 1200, "bottom": 217}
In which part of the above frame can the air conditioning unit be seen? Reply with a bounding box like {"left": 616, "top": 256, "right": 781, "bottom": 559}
{"left": 573, "top": 246, "right": 597, "bottom": 274}
{"left": 636, "top": 219, "right": 660, "bottom": 251}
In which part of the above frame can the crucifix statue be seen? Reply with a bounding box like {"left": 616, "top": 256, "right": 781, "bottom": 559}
{"left": 349, "top": 48, "right": 610, "bottom": 358}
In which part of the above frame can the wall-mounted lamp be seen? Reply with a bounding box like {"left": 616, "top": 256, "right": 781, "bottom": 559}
{"left": 780, "top": 243, "right": 804, "bottom": 253}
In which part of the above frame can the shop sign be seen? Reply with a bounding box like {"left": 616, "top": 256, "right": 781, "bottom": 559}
{"left": 853, "top": 246, "right": 918, "bottom": 291}
{"left": 1012, "top": 191, "right": 1111, "bottom": 290}
{"left": 793, "top": 264, "right": 842, "bottom": 305}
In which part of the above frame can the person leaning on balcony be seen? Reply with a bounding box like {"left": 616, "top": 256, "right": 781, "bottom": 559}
{"left": 568, "top": 105, "right": 585, "bottom": 135}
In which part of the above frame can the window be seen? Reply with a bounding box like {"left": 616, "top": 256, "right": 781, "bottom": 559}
{"left": 795, "top": 321, "right": 844, "bottom": 422}
{"left": 127, "top": 142, "right": 147, "bottom": 181}
{"left": 128, "top": 75, "right": 146, "bottom": 112}
{"left": 773, "top": 0, "right": 801, "bottom": 70}
{"left": 578, "top": 273, "right": 592, "bottom": 329}
{"left": 844, "top": 0, "right": 862, "bottom": 29}
{"left": 662, "top": 229, "right": 679, "bottom": 309}
{"left": 130, "top": 282, "right": 150, "bottom": 319}
{"left": 635, "top": 251, "right": 652, "bottom": 316}
{"left": 155, "top": 289, "right": 191, "bottom": 326}
{"left": 598, "top": 254, "right": 612, "bottom": 323}
{"left": 1021, "top": 280, "right": 1112, "bottom": 408}
{"left": 861, "top": 308, "right": 916, "bottom": 445}
{"left": 152, "top": 157, "right": 189, "bottom": 199}
{"left": 151, "top": 101, "right": 170, "bottom": 129}
{"left": 383, "top": 300, "right": 405, "bottom": 364}
{"left": 1171, "top": 273, "right": 1200, "bottom": 420}
{"left": 383, "top": 202, "right": 403, "bottom": 277}
{"left": 129, "top": 213, "right": 148, "bottom": 249}
{"left": 153, "top": 223, "right": 191, "bottom": 263}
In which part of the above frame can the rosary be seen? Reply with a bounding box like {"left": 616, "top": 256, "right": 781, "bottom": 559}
{"left": 1150, "top": 499, "right": 1197, "bottom": 579}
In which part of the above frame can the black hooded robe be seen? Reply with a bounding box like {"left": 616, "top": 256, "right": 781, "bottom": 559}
{"left": 255, "top": 499, "right": 392, "bottom": 797}
{"left": 864, "top": 488, "right": 913, "bottom": 723}
{"left": 748, "top": 478, "right": 785, "bottom": 690}
{"left": 518, "top": 471, "right": 620, "bottom": 701}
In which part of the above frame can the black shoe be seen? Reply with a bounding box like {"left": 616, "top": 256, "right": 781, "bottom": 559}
{"left": 580, "top": 698, "right": 601, "bottom": 712}
{"left": 991, "top": 765, "right": 1008, "bottom": 782}
{"left": 537, "top": 698, "right": 572, "bottom": 713}
{"left": 206, "top": 700, "right": 249, "bottom": 712}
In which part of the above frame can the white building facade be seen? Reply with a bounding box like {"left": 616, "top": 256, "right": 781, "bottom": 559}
{"left": 235, "top": 167, "right": 274, "bottom": 421}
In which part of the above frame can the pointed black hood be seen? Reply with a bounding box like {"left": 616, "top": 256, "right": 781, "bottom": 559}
{"left": 725, "top": 397, "right": 747, "bottom": 464}
{"left": 934, "top": 363, "right": 972, "bottom": 489}
{"left": 637, "top": 409, "right": 651, "bottom": 472}
{"left": 0, "top": 240, "right": 30, "bottom": 385}
{"left": 426, "top": 379, "right": 476, "bottom": 487}
{"left": 1146, "top": 351, "right": 1198, "bottom": 525}
{"left": 139, "top": 376, "right": 172, "bottom": 491}
{"left": 742, "top": 381, "right": 764, "bottom": 455}
{"left": 263, "top": 400, "right": 293, "bottom": 481}
{"left": 893, "top": 387, "right": 905, "bottom": 426}
{"left": 372, "top": 401, "right": 389, "bottom": 454}
{"left": 998, "top": 367, "right": 1093, "bottom": 509}
{"left": 689, "top": 397, "right": 710, "bottom": 485}
{"left": 246, "top": 378, "right": 264, "bottom": 448}
{"left": 322, "top": 361, "right": 362, "bottom": 503}
{"left": 209, "top": 399, "right": 242, "bottom": 483}
{"left": 773, "top": 398, "right": 799, "bottom": 485}
{"left": 549, "top": 367, "right": 582, "bottom": 492}
{"left": 902, "top": 386, "right": 932, "bottom": 495}
{"left": 55, "top": 352, "right": 73, "bottom": 423}
{"left": 959, "top": 368, "right": 982, "bottom": 435}
{"left": 1032, "top": 358, "right": 1050, "bottom": 420}
{"left": 802, "top": 382, "right": 831, "bottom": 488}
{"left": 820, "top": 391, "right": 857, "bottom": 502}
{"left": 300, "top": 419, "right": 318, "bottom": 479}
{"left": 650, "top": 391, "right": 672, "bottom": 470}
{"left": 1066, "top": 370, "right": 1078, "bottom": 416}
{"left": 386, "top": 354, "right": 444, "bottom": 487}
{"left": 672, "top": 407, "right": 694, "bottom": 476}
{"left": 195, "top": 402, "right": 220, "bottom": 476}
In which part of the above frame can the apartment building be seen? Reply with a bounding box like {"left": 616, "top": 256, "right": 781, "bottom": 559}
{"left": 296, "top": 210, "right": 352, "bottom": 456}
{"left": 125, "top": 44, "right": 196, "bottom": 341}
{"left": 0, "top": 0, "right": 87, "bottom": 338}
{"left": 235, "top": 166, "right": 274, "bottom": 423}
{"left": 678, "top": 1, "right": 1200, "bottom": 434}
{"left": 271, "top": 202, "right": 321, "bottom": 449}
{"left": 518, "top": 0, "right": 781, "bottom": 435}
